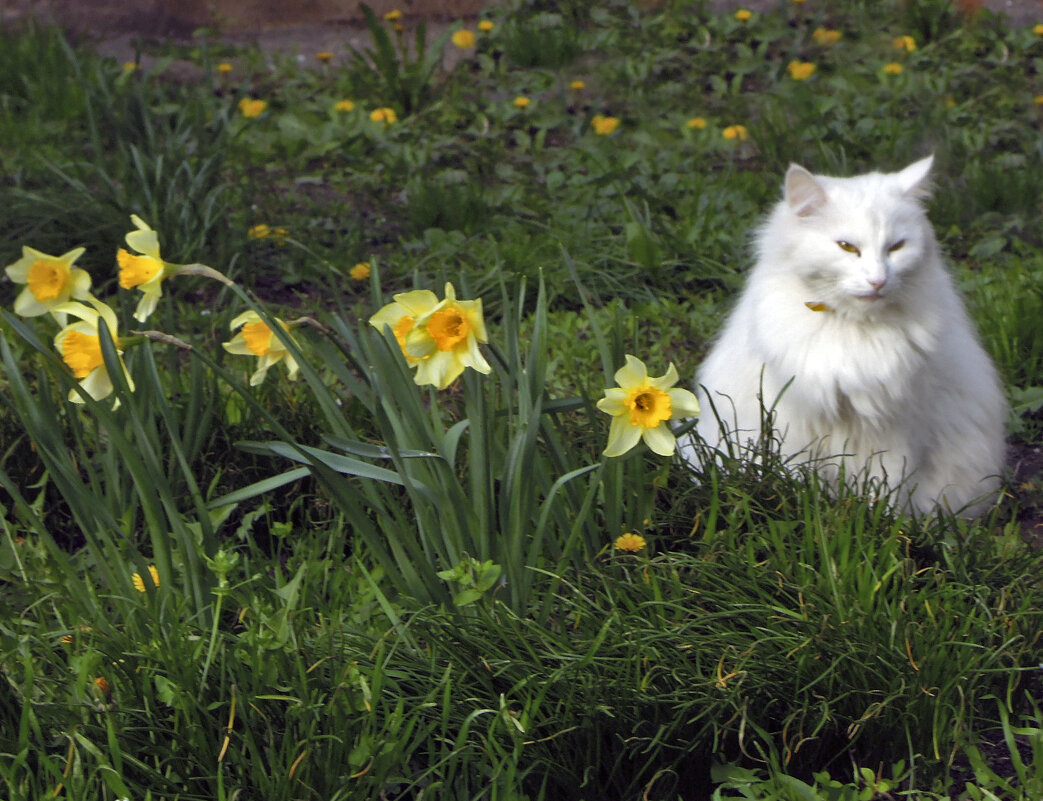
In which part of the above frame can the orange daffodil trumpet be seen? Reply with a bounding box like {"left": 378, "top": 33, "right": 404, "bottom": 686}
{"left": 5, "top": 246, "right": 92, "bottom": 323}
{"left": 596, "top": 355, "right": 699, "bottom": 457}
{"left": 369, "top": 283, "right": 491, "bottom": 390}
{"left": 223, "top": 311, "right": 300, "bottom": 386}
{"left": 117, "top": 215, "right": 178, "bottom": 322}
{"left": 53, "top": 298, "right": 135, "bottom": 407}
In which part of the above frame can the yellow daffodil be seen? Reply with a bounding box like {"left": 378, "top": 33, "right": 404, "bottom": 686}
{"left": 735, "top": 9, "right": 752, "bottom": 21}
{"left": 238, "top": 97, "right": 268, "bottom": 118}
{"left": 370, "top": 107, "right": 398, "bottom": 124}
{"left": 596, "top": 355, "right": 699, "bottom": 457}
{"left": 812, "top": 27, "right": 842, "bottom": 45}
{"left": 350, "top": 262, "right": 371, "bottom": 281}
{"left": 217, "top": 62, "right": 233, "bottom": 74}
{"left": 117, "top": 214, "right": 174, "bottom": 322}
{"left": 370, "top": 284, "right": 491, "bottom": 390}
{"left": 452, "top": 29, "right": 476, "bottom": 49}
{"left": 591, "top": 114, "right": 621, "bottom": 135}
{"left": 132, "top": 564, "right": 160, "bottom": 592}
{"left": 687, "top": 116, "right": 708, "bottom": 129}
{"left": 570, "top": 79, "right": 586, "bottom": 91}
{"left": 53, "top": 298, "right": 134, "bottom": 406}
{"left": 787, "top": 60, "right": 816, "bottom": 80}
{"left": 883, "top": 62, "right": 904, "bottom": 75}
{"left": 5, "top": 245, "right": 92, "bottom": 323}
{"left": 223, "top": 311, "right": 300, "bottom": 386}
{"left": 513, "top": 96, "right": 531, "bottom": 108}
{"left": 722, "top": 124, "right": 749, "bottom": 141}
{"left": 892, "top": 35, "right": 917, "bottom": 52}
{"left": 614, "top": 532, "right": 647, "bottom": 552}
{"left": 316, "top": 51, "right": 333, "bottom": 62}
{"left": 334, "top": 99, "right": 356, "bottom": 112}
{"left": 478, "top": 20, "right": 494, "bottom": 32}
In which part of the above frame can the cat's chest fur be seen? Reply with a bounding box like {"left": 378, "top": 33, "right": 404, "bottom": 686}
{"left": 684, "top": 157, "right": 1007, "bottom": 516}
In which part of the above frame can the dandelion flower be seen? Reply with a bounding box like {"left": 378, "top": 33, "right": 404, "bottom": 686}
{"left": 384, "top": 9, "right": 403, "bottom": 21}
{"left": 117, "top": 214, "right": 174, "bottom": 322}
{"left": 735, "top": 9, "right": 752, "bottom": 21}
{"left": 370, "top": 107, "right": 398, "bottom": 124}
{"left": 513, "top": 95, "right": 531, "bottom": 108}
{"left": 5, "top": 245, "right": 92, "bottom": 323}
{"left": 596, "top": 355, "right": 700, "bottom": 457}
{"left": 217, "top": 62, "right": 233, "bottom": 74}
{"left": 591, "top": 114, "right": 620, "bottom": 135}
{"left": 131, "top": 565, "right": 160, "bottom": 592}
{"left": 122, "top": 61, "right": 137, "bottom": 72}
{"left": 452, "top": 29, "right": 476, "bottom": 49}
{"left": 786, "top": 60, "right": 816, "bottom": 80}
{"left": 53, "top": 298, "right": 134, "bottom": 406}
{"left": 93, "top": 676, "right": 111, "bottom": 699}
{"left": 722, "top": 124, "right": 749, "bottom": 141}
{"left": 223, "top": 311, "right": 300, "bottom": 386}
{"left": 687, "top": 116, "right": 708, "bottom": 129}
{"left": 812, "top": 27, "right": 842, "bottom": 45}
{"left": 892, "top": 35, "right": 917, "bottom": 52}
{"left": 478, "top": 20, "right": 494, "bottom": 32}
{"left": 334, "top": 98, "right": 356, "bottom": 112}
{"left": 883, "top": 62, "right": 904, "bottom": 75}
{"left": 569, "top": 79, "right": 586, "bottom": 91}
{"left": 316, "top": 51, "right": 333, "bottom": 62}
{"left": 1034, "top": 23, "right": 1043, "bottom": 35}
{"left": 614, "top": 532, "right": 647, "bottom": 552}
{"left": 238, "top": 97, "right": 267, "bottom": 118}
{"left": 350, "top": 262, "right": 371, "bottom": 281}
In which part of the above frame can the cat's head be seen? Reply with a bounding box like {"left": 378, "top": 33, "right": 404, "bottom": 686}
{"left": 776, "top": 156, "right": 935, "bottom": 313}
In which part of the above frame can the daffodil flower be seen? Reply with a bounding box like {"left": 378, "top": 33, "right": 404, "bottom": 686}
{"left": 369, "top": 288, "right": 442, "bottom": 363}
{"left": 53, "top": 299, "right": 135, "bottom": 407}
{"left": 596, "top": 355, "right": 700, "bottom": 457}
{"left": 5, "top": 245, "right": 92, "bottom": 323}
{"left": 223, "top": 311, "right": 300, "bottom": 386}
{"left": 405, "top": 283, "right": 491, "bottom": 390}
{"left": 117, "top": 215, "right": 176, "bottom": 323}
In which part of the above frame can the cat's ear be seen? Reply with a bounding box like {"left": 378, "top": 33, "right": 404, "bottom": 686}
{"left": 784, "top": 165, "right": 828, "bottom": 217}
{"left": 896, "top": 155, "right": 934, "bottom": 199}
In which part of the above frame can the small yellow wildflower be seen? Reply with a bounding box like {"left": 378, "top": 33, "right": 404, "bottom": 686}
{"left": 60, "top": 634, "right": 74, "bottom": 645}
{"left": 478, "top": 20, "right": 495, "bottom": 32}
{"left": 335, "top": 99, "right": 356, "bottom": 112}
{"left": 384, "top": 9, "right": 403, "bottom": 21}
{"left": 370, "top": 107, "right": 398, "bottom": 124}
{"left": 350, "top": 262, "right": 371, "bottom": 281}
{"left": 248, "top": 223, "right": 271, "bottom": 239}
{"left": 615, "top": 532, "right": 647, "bottom": 553}
{"left": 569, "top": 79, "right": 586, "bottom": 91}
{"left": 122, "top": 61, "right": 137, "bottom": 72}
{"left": 238, "top": 97, "right": 268, "bottom": 118}
{"left": 1034, "top": 23, "right": 1043, "bottom": 35}
{"left": 223, "top": 311, "right": 300, "bottom": 386}
{"left": 687, "top": 116, "right": 708, "bottom": 130}
{"left": 316, "top": 51, "right": 333, "bottom": 62}
{"left": 812, "top": 27, "right": 842, "bottom": 45}
{"left": 1035, "top": 95, "right": 1043, "bottom": 105}
{"left": 217, "top": 62, "right": 233, "bottom": 74}
{"left": 787, "top": 60, "right": 816, "bottom": 80}
{"left": 883, "top": 62, "right": 904, "bottom": 75}
{"left": 735, "top": 9, "right": 752, "bottom": 21}
{"left": 596, "top": 355, "right": 700, "bottom": 457}
{"left": 93, "top": 676, "right": 111, "bottom": 699}
{"left": 892, "top": 35, "right": 917, "bottom": 52}
{"left": 722, "top": 124, "right": 749, "bottom": 141}
{"left": 513, "top": 96, "right": 530, "bottom": 108}
{"left": 132, "top": 565, "right": 161, "bottom": 592}
{"left": 272, "top": 226, "right": 289, "bottom": 245}
{"left": 591, "top": 114, "right": 621, "bottom": 135}
{"left": 452, "top": 29, "right": 476, "bottom": 49}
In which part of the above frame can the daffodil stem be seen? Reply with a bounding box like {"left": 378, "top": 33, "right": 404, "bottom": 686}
{"left": 174, "top": 263, "right": 236, "bottom": 287}
{"left": 200, "top": 592, "right": 223, "bottom": 689}
{"left": 287, "top": 316, "right": 329, "bottom": 334}
{"left": 128, "top": 331, "right": 194, "bottom": 350}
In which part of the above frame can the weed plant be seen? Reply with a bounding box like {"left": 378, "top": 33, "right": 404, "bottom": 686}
{"left": 2, "top": 1, "right": 1043, "bottom": 799}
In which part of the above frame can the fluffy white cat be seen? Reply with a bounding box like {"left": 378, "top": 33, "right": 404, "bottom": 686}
{"left": 679, "top": 156, "right": 1006, "bottom": 516}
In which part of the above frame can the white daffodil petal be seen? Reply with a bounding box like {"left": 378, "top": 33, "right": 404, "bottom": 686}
{"left": 667, "top": 387, "right": 700, "bottom": 417}
{"left": 126, "top": 228, "right": 160, "bottom": 259}
{"left": 133, "top": 290, "right": 160, "bottom": 323}
{"left": 604, "top": 415, "right": 643, "bottom": 457}
{"left": 613, "top": 354, "right": 648, "bottom": 388}
{"left": 649, "top": 362, "right": 680, "bottom": 390}
{"left": 642, "top": 424, "right": 677, "bottom": 456}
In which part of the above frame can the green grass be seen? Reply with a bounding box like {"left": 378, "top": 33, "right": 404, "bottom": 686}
{"left": 2, "top": 1, "right": 1043, "bottom": 798}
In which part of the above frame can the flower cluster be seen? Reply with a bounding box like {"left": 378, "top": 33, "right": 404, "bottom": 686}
{"left": 369, "top": 283, "right": 491, "bottom": 390}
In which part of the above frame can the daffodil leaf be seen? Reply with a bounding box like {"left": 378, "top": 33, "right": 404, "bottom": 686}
{"left": 207, "top": 467, "right": 312, "bottom": 508}
{"left": 322, "top": 435, "right": 440, "bottom": 461}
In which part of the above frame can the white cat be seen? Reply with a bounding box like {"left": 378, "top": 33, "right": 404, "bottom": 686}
{"left": 679, "top": 156, "right": 1006, "bottom": 516}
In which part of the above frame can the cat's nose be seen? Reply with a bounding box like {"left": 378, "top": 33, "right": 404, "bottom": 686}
{"left": 867, "top": 277, "right": 887, "bottom": 291}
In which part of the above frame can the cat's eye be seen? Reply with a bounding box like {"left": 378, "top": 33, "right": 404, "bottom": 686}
{"left": 887, "top": 240, "right": 906, "bottom": 253}
{"left": 836, "top": 241, "right": 861, "bottom": 256}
